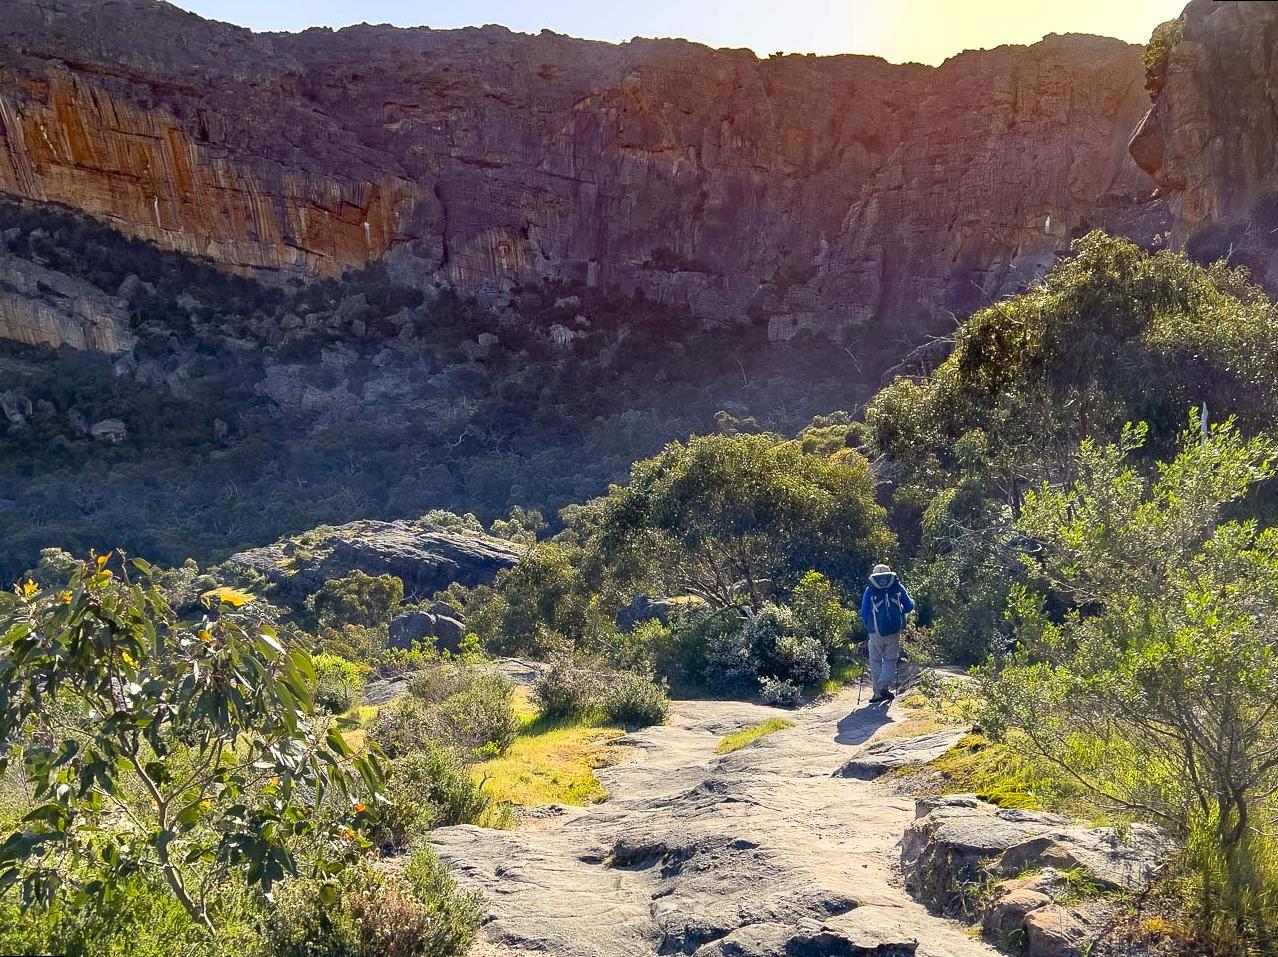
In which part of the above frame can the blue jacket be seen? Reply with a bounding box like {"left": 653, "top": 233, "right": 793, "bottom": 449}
{"left": 860, "top": 572, "right": 914, "bottom": 637}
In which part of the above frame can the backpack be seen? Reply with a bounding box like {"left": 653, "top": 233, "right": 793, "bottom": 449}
{"left": 870, "top": 585, "right": 905, "bottom": 636}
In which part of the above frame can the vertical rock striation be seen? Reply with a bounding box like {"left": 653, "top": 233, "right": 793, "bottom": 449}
{"left": 0, "top": 251, "right": 132, "bottom": 351}
{"left": 1129, "top": 0, "right": 1278, "bottom": 285}
{"left": 0, "top": 0, "right": 1167, "bottom": 342}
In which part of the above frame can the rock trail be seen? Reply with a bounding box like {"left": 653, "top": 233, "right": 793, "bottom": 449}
{"left": 432, "top": 688, "right": 1000, "bottom": 956}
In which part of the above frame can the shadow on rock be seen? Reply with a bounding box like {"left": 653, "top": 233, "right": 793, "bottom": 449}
{"left": 834, "top": 704, "right": 893, "bottom": 746}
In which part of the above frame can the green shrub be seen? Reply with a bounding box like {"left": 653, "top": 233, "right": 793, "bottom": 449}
{"left": 0, "top": 559, "right": 379, "bottom": 932}
{"left": 0, "top": 871, "right": 263, "bottom": 957}
{"left": 319, "top": 623, "right": 391, "bottom": 664}
{"left": 600, "top": 671, "right": 669, "bottom": 727}
{"left": 745, "top": 604, "right": 830, "bottom": 688}
{"left": 313, "top": 653, "right": 366, "bottom": 714}
{"left": 758, "top": 677, "right": 802, "bottom": 708}
{"left": 372, "top": 747, "right": 491, "bottom": 851}
{"left": 695, "top": 613, "right": 760, "bottom": 693}
{"left": 532, "top": 654, "right": 603, "bottom": 719}
{"left": 268, "top": 849, "right": 480, "bottom": 957}
{"left": 371, "top": 663, "right": 517, "bottom": 758}
{"left": 789, "top": 571, "right": 855, "bottom": 651}
{"left": 369, "top": 697, "right": 436, "bottom": 760}
{"left": 531, "top": 655, "right": 667, "bottom": 726}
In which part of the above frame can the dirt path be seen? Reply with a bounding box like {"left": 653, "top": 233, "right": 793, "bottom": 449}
{"left": 431, "top": 687, "right": 999, "bottom": 956}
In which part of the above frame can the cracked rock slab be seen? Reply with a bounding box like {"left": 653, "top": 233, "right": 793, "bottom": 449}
{"left": 432, "top": 692, "right": 1001, "bottom": 957}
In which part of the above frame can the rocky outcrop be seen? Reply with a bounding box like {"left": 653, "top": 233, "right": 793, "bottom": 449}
{"left": 227, "top": 519, "right": 521, "bottom": 602}
{"left": 0, "top": 250, "right": 132, "bottom": 351}
{"left": 432, "top": 692, "right": 1005, "bottom": 957}
{"left": 0, "top": 0, "right": 1166, "bottom": 339}
{"left": 1128, "top": 1, "right": 1278, "bottom": 282}
{"left": 835, "top": 727, "right": 970, "bottom": 780}
{"left": 901, "top": 795, "right": 1172, "bottom": 956}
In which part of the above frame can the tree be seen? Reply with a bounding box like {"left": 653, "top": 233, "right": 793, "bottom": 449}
{"left": 985, "top": 417, "right": 1278, "bottom": 948}
{"left": 583, "top": 433, "right": 895, "bottom": 610}
{"left": 307, "top": 570, "right": 404, "bottom": 628}
{"left": 0, "top": 556, "right": 381, "bottom": 931}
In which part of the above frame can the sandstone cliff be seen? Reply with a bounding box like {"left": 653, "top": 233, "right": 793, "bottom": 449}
{"left": 1129, "top": 0, "right": 1278, "bottom": 282}
{"left": 0, "top": 0, "right": 1166, "bottom": 340}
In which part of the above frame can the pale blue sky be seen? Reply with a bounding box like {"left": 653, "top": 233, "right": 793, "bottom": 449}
{"left": 173, "top": 0, "right": 1187, "bottom": 65}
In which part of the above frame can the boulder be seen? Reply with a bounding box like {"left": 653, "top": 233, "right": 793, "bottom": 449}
{"left": 1023, "top": 905, "right": 1096, "bottom": 957}
{"left": 388, "top": 609, "right": 468, "bottom": 653}
{"left": 834, "top": 727, "right": 970, "bottom": 780}
{"left": 432, "top": 614, "right": 466, "bottom": 652}
{"left": 388, "top": 610, "right": 435, "bottom": 650}
{"left": 902, "top": 796, "right": 1168, "bottom": 913}
{"left": 90, "top": 418, "right": 127, "bottom": 442}
{"left": 228, "top": 518, "right": 521, "bottom": 606}
{"left": 981, "top": 888, "right": 1052, "bottom": 938}
{"left": 617, "top": 595, "right": 703, "bottom": 632}
{"left": 902, "top": 796, "right": 1171, "bottom": 956}
{"left": 0, "top": 390, "right": 31, "bottom": 425}
{"left": 116, "top": 273, "right": 154, "bottom": 302}
{"left": 67, "top": 409, "right": 90, "bottom": 436}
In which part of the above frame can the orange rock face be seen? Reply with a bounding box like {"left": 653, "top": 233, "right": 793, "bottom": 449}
{"left": 0, "top": 0, "right": 1169, "bottom": 339}
{"left": 0, "top": 68, "right": 426, "bottom": 276}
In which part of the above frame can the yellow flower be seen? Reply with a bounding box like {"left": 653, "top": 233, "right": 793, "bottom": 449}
{"left": 200, "top": 586, "right": 255, "bottom": 607}
{"left": 19, "top": 580, "right": 37, "bottom": 599}
{"left": 95, "top": 552, "right": 111, "bottom": 569}
{"left": 197, "top": 629, "right": 213, "bottom": 643}
{"left": 352, "top": 802, "right": 366, "bottom": 814}
{"left": 121, "top": 651, "right": 136, "bottom": 666}
{"left": 57, "top": 591, "right": 72, "bottom": 604}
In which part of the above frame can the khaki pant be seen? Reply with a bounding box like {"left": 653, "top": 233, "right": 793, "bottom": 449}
{"left": 868, "top": 630, "right": 901, "bottom": 696}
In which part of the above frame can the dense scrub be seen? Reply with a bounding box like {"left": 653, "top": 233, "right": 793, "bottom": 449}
{"left": 9, "top": 200, "right": 1278, "bottom": 953}
{"left": 866, "top": 232, "right": 1278, "bottom": 664}
{"left": 0, "top": 200, "right": 882, "bottom": 583}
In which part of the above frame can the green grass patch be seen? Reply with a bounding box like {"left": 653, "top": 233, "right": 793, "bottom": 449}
{"left": 715, "top": 718, "right": 796, "bottom": 754}
{"left": 473, "top": 712, "right": 624, "bottom": 813}
{"left": 915, "top": 733, "right": 1042, "bottom": 809}
{"left": 893, "top": 732, "right": 1124, "bottom": 822}
{"left": 821, "top": 659, "right": 868, "bottom": 696}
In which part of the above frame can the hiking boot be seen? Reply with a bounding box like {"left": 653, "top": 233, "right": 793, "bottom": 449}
{"left": 868, "top": 691, "right": 887, "bottom": 703}
{"left": 881, "top": 689, "right": 895, "bottom": 702}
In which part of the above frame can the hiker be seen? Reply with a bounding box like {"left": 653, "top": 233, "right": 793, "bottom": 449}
{"left": 859, "top": 563, "right": 914, "bottom": 704}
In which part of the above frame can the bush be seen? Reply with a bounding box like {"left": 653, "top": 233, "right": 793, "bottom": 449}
{"left": 373, "top": 747, "right": 490, "bottom": 850}
{"left": 600, "top": 671, "right": 669, "bottom": 726}
{"left": 745, "top": 604, "right": 830, "bottom": 688}
{"left": 313, "top": 653, "right": 365, "bottom": 714}
{"left": 758, "top": 677, "right": 803, "bottom": 708}
{"left": 986, "top": 419, "right": 1278, "bottom": 950}
{"left": 695, "top": 613, "right": 761, "bottom": 694}
{"left": 0, "top": 559, "right": 378, "bottom": 932}
{"left": 532, "top": 654, "right": 603, "bottom": 719}
{"left": 369, "top": 697, "right": 437, "bottom": 759}
{"left": 319, "top": 623, "right": 391, "bottom": 664}
{"left": 371, "top": 662, "right": 517, "bottom": 758}
{"left": 0, "top": 870, "right": 263, "bottom": 957}
{"left": 532, "top": 654, "right": 668, "bottom": 726}
{"left": 268, "top": 848, "right": 481, "bottom": 957}
{"left": 789, "top": 571, "right": 855, "bottom": 652}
